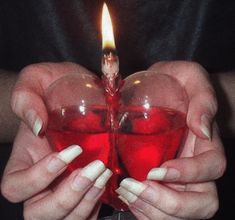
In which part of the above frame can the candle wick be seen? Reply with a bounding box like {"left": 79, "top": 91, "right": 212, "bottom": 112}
{"left": 101, "top": 49, "right": 120, "bottom": 96}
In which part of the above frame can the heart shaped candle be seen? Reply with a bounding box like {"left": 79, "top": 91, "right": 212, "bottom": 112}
{"left": 45, "top": 3, "right": 188, "bottom": 210}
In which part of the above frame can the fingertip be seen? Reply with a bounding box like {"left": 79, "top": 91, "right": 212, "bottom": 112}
{"left": 25, "top": 109, "right": 44, "bottom": 136}
{"left": 147, "top": 167, "right": 181, "bottom": 182}
{"left": 93, "top": 168, "right": 113, "bottom": 189}
{"left": 57, "top": 145, "right": 83, "bottom": 164}
{"left": 200, "top": 114, "right": 212, "bottom": 140}
{"left": 147, "top": 168, "right": 167, "bottom": 181}
{"left": 47, "top": 144, "right": 83, "bottom": 174}
{"left": 186, "top": 88, "right": 217, "bottom": 139}
{"left": 187, "top": 113, "right": 213, "bottom": 140}
{"left": 11, "top": 91, "right": 48, "bottom": 136}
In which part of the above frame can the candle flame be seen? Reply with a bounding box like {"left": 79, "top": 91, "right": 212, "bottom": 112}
{"left": 102, "top": 3, "right": 116, "bottom": 49}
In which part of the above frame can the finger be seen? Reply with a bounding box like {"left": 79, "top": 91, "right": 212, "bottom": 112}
{"left": 118, "top": 187, "right": 182, "bottom": 220}
{"left": 11, "top": 62, "right": 90, "bottom": 136}
{"left": 24, "top": 160, "right": 105, "bottom": 220}
{"left": 187, "top": 91, "right": 217, "bottom": 140}
{"left": 130, "top": 206, "right": 182, "bottom": 220}
{"left": 65, "top": 169, "right": 112, "bottom": 220}
{"left": 149, "top": 61, "right": 218, "bottom": 139}
{"left": 147, "top": 126, "right": 226, "bottom": 183}
{"left": 119, "top": 193, "right": 170, "bottom": 220}
{"left": 87, "top": 203, "right": 102, "bottom": 220}
{"left": 147, "top": 151, "right": 224, "bottom": 183}
{"left": 129, "top": 207, "right": 151, "bottom": 220}
{"left": 117, "top": 178, "right": 218, "bottom": 219}
{"left": 1, "top": 145, "right": 82, "bottom": 202}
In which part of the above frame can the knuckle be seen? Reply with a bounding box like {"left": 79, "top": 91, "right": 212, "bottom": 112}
{"left": 191, "top": 161, "right": 201, "bottom": 181}
{"left": 16, "top": 63, "right": 51, "bottom": 88}
{"left": 175, "top": 61, "right": 207, "bottom": 74}
{"left": 182, "top": 61, "right": 199, "bottom": 68}
{"left": 166, "top": 199, "right": 182, "bottom": 216}
{"left": 55, "top": 199, "right": 73, "bottom": 213}
{"left": 23, "top": 207, "right": 35, "bottom": 220}
{"left": 204, "top": 196, "right": 219, "bottom": 219}
{"left": 1, "top": 179, "right": 20, "bottom": 203}
{"left": 208, "top": 150, "right": 227, "bottom": 180}
{"left": 26, "top": 170, "right": 43, "bottom": 191}
{"left": 141, "top": 204, "right": 155, "bottom": 217}
{"left": 206, "top": 91, "right": 218, "bottom": 115}
{"left": 72, "top": 211, "right": 87, "bottom": 220}
{"left": 20, "top": 63, "right": 46, "bottom": 77}
{"left": 215, "top": 156, "right": 227, "bottom": 179}
{"left": 198, "top": 91, "right": 218, "bottom": 116}
{"left": 188, "top": 61, "right": 208, "bottom": 76}
{"left": 11, "top": 89, "right": 31, "bottom": 114}
{"left": 24, "top": 205, "right": 43, "bottom": 220}
{"left": 148, "top": 61, "right": 167, "bottom": 70}
{"left": 21, "top": 169, "right": 50, "bottom": 197}
{"left": 17, "top": 65, "right": 39, "bottom": 83}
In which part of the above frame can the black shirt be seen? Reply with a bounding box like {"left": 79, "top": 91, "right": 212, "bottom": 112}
{"left": 0, "top": 0, "right": 235, "bottom": 76}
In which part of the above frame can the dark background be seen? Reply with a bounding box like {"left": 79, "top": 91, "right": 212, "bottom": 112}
{"left": 0, "top": 139, "right": 234, "bottom": 219}
{"left": 0, "top": 1, "right": 235, "bottom": 219}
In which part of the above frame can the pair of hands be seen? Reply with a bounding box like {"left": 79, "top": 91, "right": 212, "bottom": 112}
{"left": 1, "top": 61, "right": 226, "bottom": 219}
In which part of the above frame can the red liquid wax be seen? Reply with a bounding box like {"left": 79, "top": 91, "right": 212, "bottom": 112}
{"left": 46, "top": 105, "right": 187, "bottom": 210}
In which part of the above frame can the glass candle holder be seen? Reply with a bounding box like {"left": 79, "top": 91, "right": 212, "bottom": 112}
{"left": 45, "top": 70, "right": 188, "bottom": 210}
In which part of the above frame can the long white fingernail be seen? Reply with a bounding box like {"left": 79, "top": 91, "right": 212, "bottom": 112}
{"left": 80, "top": 160, "right": 105, "bottom": 181}
{"left": 33, "top": 117, "right": 43, "bottom": 136}
{"left": 83, "top": 169, "right": 113, "bottom": 200}
{"left": 120, "top": 178, "right": 147, "bottom": 196}
{"left": 147, "top": 167, "right": 180, "bottom": 181}
{"left": 118, "top": 195, "right": 130, "bottom": 206}
{"left": 47, "top": 145, "right": 82, "bottom": 173}
{"left": 94, "top": 169, "right": 112, "bottom": 188}
{"left": 201, "top": 115, "right": 211, "bottom": 140}
{"left": 116, "top": 186, "right": 138, "bottom": 203}
{"left": 57, "top": 145, "right": 82, "bottom": 164}
{"left": 25, "top": 109, "right": 43, "bottom": 136}
{"left": 147, "top": 168, "right": 167, "bottom": 180}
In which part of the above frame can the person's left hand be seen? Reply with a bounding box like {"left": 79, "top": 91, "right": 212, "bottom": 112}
{"left": 116, "top": 61, "right": 226, "bottom": 219}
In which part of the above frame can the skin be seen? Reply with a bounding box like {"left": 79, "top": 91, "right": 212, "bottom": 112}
{"left": 0, "top": 61, "right": 227, "bottom": 219}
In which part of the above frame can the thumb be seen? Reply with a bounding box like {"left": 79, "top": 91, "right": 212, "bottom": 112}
{"left": 186, "top": 89, "right": 218, "bottom": 140}
{"left": 149, "top": 61, "right": 218, "bottom": 140}
{"left": 12, "top": 89, "right": 47, "bottom": 136}
{"left": 11, "top": 62, "right": 83, "bottom": 136}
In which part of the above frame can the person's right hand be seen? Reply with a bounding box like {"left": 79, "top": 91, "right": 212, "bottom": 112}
{"left": 1, "top": 62, "right": 112, "bottom": 220}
